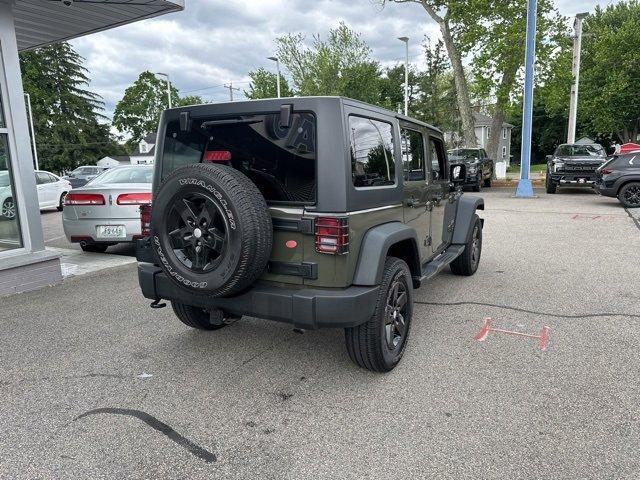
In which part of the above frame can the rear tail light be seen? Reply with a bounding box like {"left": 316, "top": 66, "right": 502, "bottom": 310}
{"left": 204, "top": 150, "right": 232, "bottom": 162}
{"left": 140, "top": 203, "right": 152, "bottom": 237}
{"left": 600, "top": 168, "right": 613, "bottom": 175}
{"left": 315, "top": 217, "right": 349, "bottom": 254}
{"left": 116, "top": 193, "right": 152, "bottom": 205}
{"left": 64, "top": 193, "right": 105, "bottom": 205}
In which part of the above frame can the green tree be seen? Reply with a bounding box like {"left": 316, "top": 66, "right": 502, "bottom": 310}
{"left": 20, "top": 43, "right": 122, "bottom": 173}
{"left": 274, "top": 22, "right": 382, "bottom": 104}
{"left": 579, "top": 1, "right": 640, "bottom": 143}
{"left": 378, "top": 64, "right": 420, "bottom": 114}
{"left": 245, "top": 67, "right": 293, "bottom": 99}
{"left": 113, "top": 71, "right": 203, "bottom": 143}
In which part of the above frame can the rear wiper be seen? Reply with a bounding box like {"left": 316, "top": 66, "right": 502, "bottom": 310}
{"left": 201, "top": 118, "right": 263, "bottom": 128}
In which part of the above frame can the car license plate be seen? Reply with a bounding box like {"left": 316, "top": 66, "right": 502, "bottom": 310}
{"left": 96, "top": 225, "right": 126, "bottom": 239}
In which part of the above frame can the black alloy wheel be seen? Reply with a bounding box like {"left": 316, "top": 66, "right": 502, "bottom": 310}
{"left": 384, "top": 278, "right": 409, "bottom": 350}
{"left": 166, "top": 193, "right": 229, "bottom": 273}
{"left": 619, "top": 182, "right": 640, "bottom": 208}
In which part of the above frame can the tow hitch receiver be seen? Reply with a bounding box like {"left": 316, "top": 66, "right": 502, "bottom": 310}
{"left": 150, "top": 299, "right": 167, "bottom": 309}
{"left": 474, "top": 317, "right": 550, "bottom": 351}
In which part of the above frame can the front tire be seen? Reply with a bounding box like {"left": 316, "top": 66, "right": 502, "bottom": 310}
{"left": 345, "top": 257, "right": 413, "bottom": 372}
{"left": 472, "top": 177, "right": 481, "bottom": 192}
{"left": 57, "top": 192, "right": 67, "bottom": 212}
{"left": 172, "top": 302, "right": 228, "bottom": 331}
{"left": 618, "top": 182, "right": 640, "bottom": 208}
{"left": 450, "top": 214, "right": 482, "bottom": 276}
{"left": 483, "top": 175, "right": 492, "bottom": 188}
{"left": 546, "top": 172, "right": 557, "bottom": 194}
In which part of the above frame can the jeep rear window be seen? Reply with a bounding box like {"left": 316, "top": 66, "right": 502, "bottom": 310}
{"left": 160, "top": 112, "right": 316, "bottom": 204}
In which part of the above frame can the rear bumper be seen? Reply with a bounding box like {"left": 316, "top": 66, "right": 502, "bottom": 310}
{"left": 138, "top": 263, "right": 380, "bottom": 330}
{"left": 63, "top": 217, "right": 143, "bottom": 243}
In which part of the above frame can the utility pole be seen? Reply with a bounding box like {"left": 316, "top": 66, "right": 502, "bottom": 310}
{"left": 268, "top": 56, "right": 281, "bottom": 98}
{"left": 155, "top": 72, "right": 172, "bottom": 109}
{"left": 24, "top": 93, "right": 39, "bottom": 170}
{"left": 515, "top": 0, "right": 538, "bottom": 198}
{"left": 398, "top": 37, "right": 409, "bottom": 116}
{"left": 567, "top": 12, "right": 589, "bottom": 144}
{"left": 224, "top": 82, "right": 240, "bottom": 102}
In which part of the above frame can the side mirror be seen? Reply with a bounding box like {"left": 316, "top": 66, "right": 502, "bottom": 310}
{"left": 546, "top": 155, "right": 553, "bottom": 162}
{"left": 450, "top": 164, "right": 466, "bottom": 183}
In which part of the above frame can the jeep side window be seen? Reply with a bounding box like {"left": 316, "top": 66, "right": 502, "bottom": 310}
{"left": 349, "top": 116, "right": 396, "bottom": 188}
{"left": 429, "top": 137, "right": 447, "bottom": 181}
{"left": 401, "top": 128, "right": 425, "bottom": 182}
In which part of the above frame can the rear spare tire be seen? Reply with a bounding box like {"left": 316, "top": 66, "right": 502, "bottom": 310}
{"left": 151, "top": 163, "right": 273, "bottom": 297}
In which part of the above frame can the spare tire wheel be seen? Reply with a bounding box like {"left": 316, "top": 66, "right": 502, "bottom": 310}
{"left": 151, "top": 163, "right": 273, "bottom": 297}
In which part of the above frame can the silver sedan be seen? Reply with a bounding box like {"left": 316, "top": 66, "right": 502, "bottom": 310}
{"left": 62, "top": 165, "right": 153, "bottom": 253}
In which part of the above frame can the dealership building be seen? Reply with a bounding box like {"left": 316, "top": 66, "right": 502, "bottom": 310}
{"left": 0, "top": 0, "right": 183, "bottom": 295}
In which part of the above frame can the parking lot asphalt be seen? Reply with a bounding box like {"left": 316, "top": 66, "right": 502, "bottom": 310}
{"left": 1, "top": 188, "right": 639, "bottom": 479}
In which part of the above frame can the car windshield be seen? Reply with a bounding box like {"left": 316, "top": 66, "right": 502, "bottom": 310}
{"left": 0, "top": 171, "right": 10, "bottom": 187}
{"left": 555, "top": 144, "right": 605, "bottom": 157}
{"left": 448, "top": 149, "right": 479, "bottom": 159}
{"left": 88, "top": 166, "right": 153, "bottom": 185}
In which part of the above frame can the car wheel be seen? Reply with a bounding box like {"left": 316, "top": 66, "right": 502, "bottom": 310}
{"left": 80, "top": 243, "right": 109, "bottom": 253}
{"left": 1, "top": 197, "right": 16, "bottom": 220}
{"left": 450, "top": 214, "right": 482, "bottom": 276}
{"left": 57, "top": 192, "right": 67, "bottom": 212}
{"left": 172, "top": 302, "right": 229, "bottom": 331}
{"left": 151, "top": 163, "right": 273, "bottom": 297}
{"left": 472, "top": 177, "right": 481, "bottom": 192}
{"left": 546, "top": 172, "right": 557, "bottom": 194}
{"left": 483, "top": 175, "right": 492, "bottom": 188}
{"left": 345, "top": 257, "right": 413, "bottom": 372}
{"left": 618, "top": 182, "right": 640, "bottom": 208}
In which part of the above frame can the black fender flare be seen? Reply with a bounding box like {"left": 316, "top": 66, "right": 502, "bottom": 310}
{"left": 353, "top": 222, "right": 420, "bottom": 286}
{"left": 451, "top": 196, "right": 484, "bottom": 245}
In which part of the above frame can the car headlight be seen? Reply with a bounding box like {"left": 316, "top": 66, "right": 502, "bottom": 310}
{"left": 467, "top": 161, "right": 479, "bottom": 174}
{"left": 553, "top": 160, "right": 564, "bottom": 172}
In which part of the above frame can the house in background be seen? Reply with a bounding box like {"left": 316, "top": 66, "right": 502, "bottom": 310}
{"left": 445, "top": 112, "right": 515, "bottom": 166}
{"left": 97, "top": 133, "right": 156, "bottom": 168}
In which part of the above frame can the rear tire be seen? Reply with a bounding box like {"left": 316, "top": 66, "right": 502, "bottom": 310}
{"left": 450, "top": 214, "right": 482, "bottom": 276}
{"left": 172, "top": 302, "right": 228, "bottom": 331}
{"left": 345, "top": 257, "right": 413, "bottom": 372}
{"left": 80, "top": 243, "right": 109, "bottom": 253}
{"left": 618, "top": 182, "right": 640, "bottom": 208}
{"left": 546, "top": 172, "right": 557, "bottom": 194}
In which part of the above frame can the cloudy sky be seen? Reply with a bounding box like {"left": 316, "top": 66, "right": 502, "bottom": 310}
{"left": 70, "top": 0, "right": 615, "bottom": 122}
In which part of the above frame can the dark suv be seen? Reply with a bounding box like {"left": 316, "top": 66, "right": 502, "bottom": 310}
{"left": 596, "top": 151, "right": 640, "bottom": 208}
{"left": 546, "top": 143, "right": 608, "bottom": 193}
{"left": 136, "top": 97, "right": 484, "bottom": 372}
{"left": 448, "top": 148, "right": 494, "bottom": 192}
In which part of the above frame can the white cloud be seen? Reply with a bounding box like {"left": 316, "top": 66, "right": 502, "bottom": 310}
{"left": 69, "top": 0, "right": 615, "bottom": 123}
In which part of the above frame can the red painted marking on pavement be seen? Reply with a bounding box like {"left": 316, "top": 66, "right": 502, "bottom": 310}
{"left": 474, "top": 317, "right": 550, "bottom": 351}
{"left": 572, "top": 214, "right": 580, "bottom": 220}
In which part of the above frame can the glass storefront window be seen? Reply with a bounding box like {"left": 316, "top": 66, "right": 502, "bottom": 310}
{"left": 0, "top": 81, "right": 24, "bottom": 252}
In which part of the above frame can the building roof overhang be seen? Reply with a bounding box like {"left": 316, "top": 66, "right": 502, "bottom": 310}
{"left": 12, "top": 0, "right": 184, "bottom": 51}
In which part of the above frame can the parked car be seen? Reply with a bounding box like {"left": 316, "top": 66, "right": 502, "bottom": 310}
{"left": 63, "top": 165, "right": 109, "bottom": 188}
{"left": 62, "top": 165, "right": 153, "bottom": 252}
{"left": 447, "top": 148, "right": 494, "bottom": 191}
{"left": 546, "top": 143, "right": 608, "bottom": 194}
{"left": 136, "top": 97, "right": 484, "bottom": 373}
{"left": 596, "top": 151, "right": 640, "bottom": 208}
{"left": 1, "top": 170, "right": 71, "bottom": 220}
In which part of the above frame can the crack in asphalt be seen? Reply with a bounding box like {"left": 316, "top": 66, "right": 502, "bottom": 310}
{"left": 415, "top": 301, "right": 640, "bottom": 319}
{"left": 0, "top": 372, "right": 138, "bottom": 387}
{"left": 74, "top": 408, "right": 216, "bottom": 464}
{"left": 624, "top": 208, "right": 640, "bottom": 231}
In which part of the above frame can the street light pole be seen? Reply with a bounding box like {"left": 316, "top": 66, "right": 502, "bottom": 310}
{"left": 24, "top": 93, "right": 39, "bottom": 170}
{"left": 268, "top": 56, "right": 281, "bottom": 98}
{"left": 567, "top": 13, "right": 589, "bottom": 144}
{"left": 155, "top": 72, "right": 172, "bottom": 109}
{"left": 515, "top": 0, "right": 538, "bottom": 198}
{"left": 398, "top": 37, "right": 409, "bottom": 116}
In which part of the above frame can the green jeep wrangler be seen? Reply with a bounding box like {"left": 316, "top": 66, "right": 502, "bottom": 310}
{"left": 137, "top": 97, "right": 484, "bottom": 372}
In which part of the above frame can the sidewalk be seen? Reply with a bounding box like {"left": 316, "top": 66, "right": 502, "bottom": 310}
{"left": 47, "top": 246, "right": 137, "bottom": 278}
